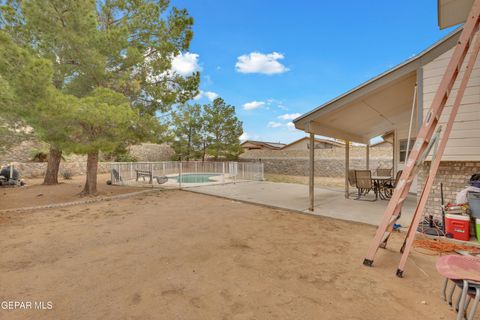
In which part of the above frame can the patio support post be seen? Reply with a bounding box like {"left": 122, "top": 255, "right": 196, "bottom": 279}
{"left": 393, "top": 129, "right": 397, "bottom": 174}
{"left": 308, "top": 132, "right": 315, "bottom": 211}
{"left": 366, "top": 143, "right": 370, "bottom": 170}
{"left": 345, "top": 140, "right": 350, "bottom": 199}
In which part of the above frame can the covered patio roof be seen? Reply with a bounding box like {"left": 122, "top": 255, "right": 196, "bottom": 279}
{"left": 293, "top": 28, "right": 462, "bottom": 144}
{"left": 438, "top": 0, "right": 475, "bottom": 29}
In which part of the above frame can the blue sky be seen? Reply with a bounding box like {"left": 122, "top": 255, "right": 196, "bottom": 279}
{"left": 172, "top": 0, "right": 455, "bottom": 144}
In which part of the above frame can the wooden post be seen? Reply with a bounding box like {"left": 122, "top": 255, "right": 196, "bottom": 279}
{"left": 308, "top": 133, "right": 315, "bottom": 211}
{"left": 393, "top": 129, "right": 397, "bottom": 174}
{"left": 366, "top": 143, "right": 370, "bottom": 170}
{"left": 345, "top": 140, "right": 350, "bottom": 199}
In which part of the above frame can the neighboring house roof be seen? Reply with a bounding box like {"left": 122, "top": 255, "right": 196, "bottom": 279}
{"left": 293, "top": 27, "right": 462, "bottom": 142}
{"left": 281, "top": 137, "right": 344, "bottom": 149}
{"left": 240, "top": 140, "right": 286, "bottom": 150}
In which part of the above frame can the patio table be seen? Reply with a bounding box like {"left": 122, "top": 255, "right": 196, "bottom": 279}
{"left": 371, "top": 176, "right": 394, "bottom": 200}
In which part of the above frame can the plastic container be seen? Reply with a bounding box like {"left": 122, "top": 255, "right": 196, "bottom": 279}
{"left": 476, "top": 219, "right": 480, "bottom": 242}
{"left": 445, "top": 214, "right": 470, "bottom": 241}
{"left": 468, "top": 192, "right": 480, "bottom": 219}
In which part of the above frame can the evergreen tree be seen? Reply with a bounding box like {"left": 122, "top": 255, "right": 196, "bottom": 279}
{"left": 0, "top": 0, "right": 199, "bottom": 187}
{"left": 64, "top": 88, "right": 159, "bottom": 195}
{"left": 171, "top": 104, "right": 203, "bottom": 160}
{"left": 203, "top": 98, "right": 243, "bottom": 160}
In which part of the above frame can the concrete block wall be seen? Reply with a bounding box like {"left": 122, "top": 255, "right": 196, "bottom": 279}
{"left": 240, "top": 146, "right": 393, "bottom": 178}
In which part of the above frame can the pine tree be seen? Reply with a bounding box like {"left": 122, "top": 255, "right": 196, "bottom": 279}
{"left": 171, "top": 104, "right": 204, "bottom": 160}
{"left": 0, "top": 0, "right": 199, "bottom": 189}
{"left": 203, "top": 98, "right": 243, "bottom": 160}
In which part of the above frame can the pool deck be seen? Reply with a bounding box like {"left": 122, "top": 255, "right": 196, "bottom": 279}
{"left": 187, "top": 181, "right": 417, "bottom": 227}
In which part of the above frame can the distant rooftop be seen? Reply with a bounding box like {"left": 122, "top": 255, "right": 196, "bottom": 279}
{"left": 240, "top": 140, "right": 286, "bottom": 150}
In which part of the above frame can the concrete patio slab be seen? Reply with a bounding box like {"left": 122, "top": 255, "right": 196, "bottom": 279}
{"left": 187, "top": 181, "right": 417, "bottom": 226}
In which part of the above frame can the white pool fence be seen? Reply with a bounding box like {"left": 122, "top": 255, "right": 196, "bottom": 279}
{"left": 108, "top": 161, "right": 264, "bottom": 188}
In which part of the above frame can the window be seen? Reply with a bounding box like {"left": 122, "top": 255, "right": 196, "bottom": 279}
{"left": 399, "top": 139, "right": 415, "bottom": 162}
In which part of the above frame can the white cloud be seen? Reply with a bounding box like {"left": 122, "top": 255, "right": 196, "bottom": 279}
{"left": 171, "top": 52, "right": 200, "bottom": 76}
{"left": 204, "top": 91, "right": 219, "bottom": 101}
{"left": 278, "top": 113, "right": 301, "bottom": 120}
{"left": 287, "top": 122, "right": 296, "bottom": 131}
{"left": 235, "top": 52, "right": 289, "bottom": 75}
{"left": 239, "top": 132, "right": 249, "bottom": 141}
{"left": 243, "top": 100, "right": 265, "bottom": 111}
{"left": 267, "top": 121, "right": 283, "bottom": 128}
{"left": 194, "top": 90, "right": 219, "bottom": 101}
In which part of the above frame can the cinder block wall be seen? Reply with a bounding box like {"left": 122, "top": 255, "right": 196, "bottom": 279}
{"left": 418, "top": 161, "right": 480, "bottom": 217}
{"left": 240, "top": 146, "right": 393, "bottom": 178}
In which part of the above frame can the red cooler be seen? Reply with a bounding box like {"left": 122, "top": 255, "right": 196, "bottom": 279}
{"left": 445, "top": 214, "right": 470, "bottom": 241}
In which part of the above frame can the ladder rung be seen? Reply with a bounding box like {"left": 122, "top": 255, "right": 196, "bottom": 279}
{"left": 388, "top": 214, "right": 400, "bottom": 225}
{"left": 397, "top": 196, "right": 407, "bottom": 205}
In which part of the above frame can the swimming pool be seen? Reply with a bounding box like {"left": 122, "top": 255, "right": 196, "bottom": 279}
{"left": 173, "top": 173, "right": 220, "bottom": 183}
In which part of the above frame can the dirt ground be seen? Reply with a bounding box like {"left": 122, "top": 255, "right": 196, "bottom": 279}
{"left": 0, "top": 190, "right": 454, "bottom": 319}
{"left": 0, "top": 174, "right": 144, "bottom": 210}
{"left": 264, "top": 173, "right": 344, "bottom": 189}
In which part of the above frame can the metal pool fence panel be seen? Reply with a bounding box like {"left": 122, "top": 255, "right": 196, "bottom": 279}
{"left": 108, "top": 161, "right": 264, "bottom": 188}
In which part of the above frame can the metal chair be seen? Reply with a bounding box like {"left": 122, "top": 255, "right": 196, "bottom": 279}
{"left": 347, "top": 170, "right": 358, "bottom": 197}
{"left": 111, "top": 169, "right": 123, "bottom": 184}
{"left": 354, "top": 170, "right": 377, "bottom": 201}
{"left": 383, "top": 170, "right": 403, "bottom": 198}
{"left": 376, "top": 168, "right": 393, "bottom": 177}
{"left": 437, "top": 255, "right": 480, "bottom": 320}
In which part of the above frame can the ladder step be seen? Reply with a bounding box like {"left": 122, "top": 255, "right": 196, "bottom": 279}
{"left": 388, "top": 214, "right": 401, "bottom": 225}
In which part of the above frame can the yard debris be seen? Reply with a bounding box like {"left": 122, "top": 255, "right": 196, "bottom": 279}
{"left": 413, "top": 238, "right": 480, "bottom": 255}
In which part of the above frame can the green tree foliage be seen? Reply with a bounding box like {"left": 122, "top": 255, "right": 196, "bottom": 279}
{"left": 171, "top": 98, "right": 243, "bottom": 161}
{"left": 0, "top": 30, "right": 51, "bottom": 152}
{"left": 204, "top": 98, "right": 243, "bottom": 160}
{"left": 0, "top": 0, "right": 199, "bottom": 188}
{"left": 171, "top": 104, "right": 203, "bottom": 160}
{"left": 63, "top": 88, "right": 159, "bottom": 194}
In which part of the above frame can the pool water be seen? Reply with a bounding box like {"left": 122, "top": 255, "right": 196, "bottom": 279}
{"left": 174, "top": 173, "right": 220, "bottom": 183}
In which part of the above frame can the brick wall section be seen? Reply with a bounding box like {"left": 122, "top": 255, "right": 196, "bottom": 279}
{"left": 13, "top": 162, "right": 111, "bottom": 179}
{"left": 0, "top": 140, "right": 174, "bottom": 178}
{"left": 418, "top": 161, "right": 480, "bottom": 217}
{"left": 240, "top": 146, "right": 392, "bottom": 160}
{"left": 240, "top": 146, "right": 393, "bottom": 178}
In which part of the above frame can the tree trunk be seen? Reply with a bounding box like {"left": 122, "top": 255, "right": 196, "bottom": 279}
{"left": 81, "top": 152, "right": 99, "bottom": 196}
{"left": 43, "top": 146, "right": 62, "bottom": 185}
{"left": 202, "top": 141, "right": 206, "bottom": 161}
{"left": 187, "top": 127, "right": 192, "bottom": 161}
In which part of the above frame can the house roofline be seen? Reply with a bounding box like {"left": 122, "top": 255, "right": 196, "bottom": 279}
{"left": 293, "top": 27, "right": 462, "bottom": 129}
{"left": 281, "top": 136, "right": 344, "bottom": 149}
{"left": 240, "top": 140, "right": 286, "bottom": 149}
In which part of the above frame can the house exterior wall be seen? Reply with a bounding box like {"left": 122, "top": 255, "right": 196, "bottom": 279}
{"left": 422, "top": 37, "right": 480, "bottom": 161}
{"left": 416, "top": 36, "right": 480, "bottom": 218}
{"left": 418, "top": 161, "right": 480, "bottom": 217}
{"left": 241, "top": 142, "right": 263, "bottom": 150}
